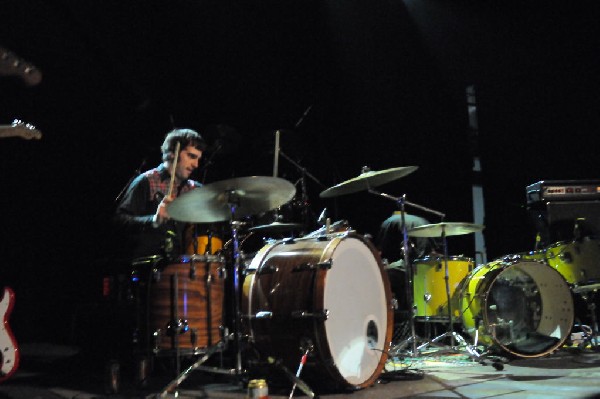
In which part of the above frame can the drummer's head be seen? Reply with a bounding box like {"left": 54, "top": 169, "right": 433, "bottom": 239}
{"left": 161, "top": 128, "right": 207, "bottom": 162}
{"left": 161, "top": 128, "right": 207, "bottom": 181}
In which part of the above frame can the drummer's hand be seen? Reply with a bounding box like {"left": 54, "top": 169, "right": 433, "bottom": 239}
{"left": 154, "top": 195, "right": 174, "bottom": 226}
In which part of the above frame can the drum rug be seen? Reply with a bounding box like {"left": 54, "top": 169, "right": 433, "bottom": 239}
{"left": 385, "top": 350, "right": 480, "bottom": 374}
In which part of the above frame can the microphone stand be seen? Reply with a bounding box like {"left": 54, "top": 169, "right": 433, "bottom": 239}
{"left": 114, "top": 158, "right": 146, "bottom": 203}
{"left": 278, "top": 150, "right": 326, "bottom": 232}
{"left": 201, "top": 143, "right": 223, "bottom": 184}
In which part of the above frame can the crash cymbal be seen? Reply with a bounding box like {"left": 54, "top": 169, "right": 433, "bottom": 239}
{"left": 319, "top": 166, "right": 418, "bottom": 198}
{"left": 408, "top": 222, "right": 485, "bottom": 238}
{"left": 168, "top": 176, "right": 296, "bottom": 223}
{"left": 248, "top": 222, "right": 303, "bottom": 233}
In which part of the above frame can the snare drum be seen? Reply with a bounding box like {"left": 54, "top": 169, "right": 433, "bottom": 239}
{"left": 243, "top": 233, "right": 393, "bottom": 390}
{"left": 460, "top": 258, "right": 573, "bottom": 358}
{"left": 412, "top": 256, "right": 473, "bottom": 321}
{"left": 148, "top": 254, "right": 226, "bottom": 354}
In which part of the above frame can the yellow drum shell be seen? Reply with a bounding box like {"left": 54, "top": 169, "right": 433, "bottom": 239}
{"left": 412, "top": 256, "right": 473, "bottom": 321}
{"left": 541, "top": 238, "right": 600, "bottom": 285}
{"left": 186, "top": 235, "right": 223, "bottom": 255}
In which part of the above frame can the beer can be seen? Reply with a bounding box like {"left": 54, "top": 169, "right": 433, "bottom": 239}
{"left": 246, "top": 378, "right": 269, "bottom": 399}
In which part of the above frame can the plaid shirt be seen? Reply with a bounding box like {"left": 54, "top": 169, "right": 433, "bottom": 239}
{"left": 115, "top": 164, "right": 201, "bottom": 259}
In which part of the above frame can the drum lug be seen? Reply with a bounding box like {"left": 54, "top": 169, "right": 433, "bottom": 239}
{"left": 292, "top": 260, "right": 332, "bottom": 272}
{"left": 257, "top": 264, "right": 278, "bottom": 275}
{"left": 251, "top": 311, "right": 273, "bottom": 319}
{"left": 318, "top": 259, "right": 333, "bottom": 269}
{"left": 424, "top": 293, "right": 432, "bottom": 303}
{"left": 152, "top": 267, "right": 161, "bottom": 282}
{"left": 166, "top": 319, "right": 190, "bottom": 336}
{"left": 190, "top": 260, "right": 197, "bottom": 280}
{"left": 152, "top": 330, "right": 161, "bottom": 353}
{"left": 291, "top": 310, "right": 329, "bottom": 320}
{"left": 190, "top": 328, "right": 197, "bottom": 347}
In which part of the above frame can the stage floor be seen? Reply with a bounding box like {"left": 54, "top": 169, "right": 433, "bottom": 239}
{"left": 2, "top": 341, "right": 600, "bottom": 399}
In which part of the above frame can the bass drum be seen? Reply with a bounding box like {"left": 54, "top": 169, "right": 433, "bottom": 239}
{"left": 460, "top": 258, "right": 574, "bottom": 358}
{"left": 243, "top": 233, "right": 393, "bottom": 390}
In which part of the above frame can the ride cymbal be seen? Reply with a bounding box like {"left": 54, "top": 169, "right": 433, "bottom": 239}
{"left": 319, "top": 166, "right": 418, "bottom": 198}
{"left": 408, "top": 222, "right": 485, "bottom": 238}
{"left": 168, "top": 176, "right": 296, "bottom": 223}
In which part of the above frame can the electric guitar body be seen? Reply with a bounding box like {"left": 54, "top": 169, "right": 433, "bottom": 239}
{"left": 0, "top": 287, "right": 19, "bottom": 382}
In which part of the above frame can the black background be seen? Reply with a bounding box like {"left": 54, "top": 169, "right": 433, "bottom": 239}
{"left": 1, "top": 1, "right": 599, "bottom": 346}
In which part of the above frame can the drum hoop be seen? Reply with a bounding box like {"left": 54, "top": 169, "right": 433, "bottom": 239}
{"left": 180, "top": 254, "right": 225, "bottom": 263}
{"left": 414, "top": 255, "right": 474, "bottom": 264}
{"left": 312, "top": 233, "right": 393, "bottom": 388}
{"left": 463, "top": 259, "right": 574, "bottom": 358}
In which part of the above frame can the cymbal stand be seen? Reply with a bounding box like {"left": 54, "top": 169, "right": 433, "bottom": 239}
{"left": 406, "top": 224, "right": 498, "bottom": 366}
{"left": 368, "top": 189, "right": 444, "bottom": 357}
{"left": 415, "top": 225, "right": 467, "bottom": 349}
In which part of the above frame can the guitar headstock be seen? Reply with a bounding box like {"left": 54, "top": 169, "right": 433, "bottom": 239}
{"left": 0, "top": 119, "right": 43, "bottom": 140}
{"left": 0, "top": 46, "right": 42, "bottom": 86}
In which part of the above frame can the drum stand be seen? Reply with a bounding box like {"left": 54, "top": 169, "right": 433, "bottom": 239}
{"left": 572, "top": 284, "right": 600, "bottom": 350}
{"left": 412, "top": 227, "right": 484, "bottom": 357}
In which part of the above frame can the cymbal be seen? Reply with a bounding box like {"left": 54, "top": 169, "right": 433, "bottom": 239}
{"left": 168, "top": 176, "right": 296, "bottom": 223}
{"left": 248, "top": 222, "right": 303, "bottom": 233}
{"left": 408, "top": 222, "right": 485, "bottom": 238}
{"left": 319, "top": 166, "right": 418, "bottom": 198}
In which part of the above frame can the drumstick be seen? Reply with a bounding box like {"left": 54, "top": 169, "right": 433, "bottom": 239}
{"left": 167, "top": 141, "right": 181, "bottom": 198}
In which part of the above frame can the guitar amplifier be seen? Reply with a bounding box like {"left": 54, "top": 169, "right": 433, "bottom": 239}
{"left": 526, "top": 180, "right": 600, "bottom": 246}
{"left": 526, "top": 180, "right": 600, "bottom": 205}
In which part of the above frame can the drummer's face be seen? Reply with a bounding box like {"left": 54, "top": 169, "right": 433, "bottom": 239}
{"left": 175, "top": 145, "right": 203, "bottom": 180}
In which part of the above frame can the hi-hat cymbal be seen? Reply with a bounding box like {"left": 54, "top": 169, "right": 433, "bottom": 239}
{"left": 408, "top": 222, "right": 485, "bottom": 238}
{"left": 168, "top": 176, "right": 296, "bottom": 223}
{"left": 248, "top": 222, "right": 303, "bottom": 233}
{"left": 319, "top": 166, "right": 418, "bottom": 198}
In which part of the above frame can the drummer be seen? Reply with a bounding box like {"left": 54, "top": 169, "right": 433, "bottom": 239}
{"left": 114, "top": 128, "right": 206, "bottom": 260}
{"left": 377, "top": 210, "right": 441, "bottom": 269}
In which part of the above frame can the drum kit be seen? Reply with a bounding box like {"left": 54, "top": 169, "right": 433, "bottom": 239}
{"left": 128, "top": 165, "right": 599, "bottom": 396}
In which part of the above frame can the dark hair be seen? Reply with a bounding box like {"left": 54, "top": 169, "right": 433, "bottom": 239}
{"left": 161, "top": 128, "right": 207, "bottom": 161}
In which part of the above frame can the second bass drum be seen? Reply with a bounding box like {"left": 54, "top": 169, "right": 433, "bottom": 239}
{"left": 460, "top": 258, "right": 573, "bottom": 358}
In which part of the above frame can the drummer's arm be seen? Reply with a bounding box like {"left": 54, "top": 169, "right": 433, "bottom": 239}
{"left": 153, "top": 195, "right": 174, "bottom": 227}
{"left": 114, "top": 178, "right": 157, "bottom": 230}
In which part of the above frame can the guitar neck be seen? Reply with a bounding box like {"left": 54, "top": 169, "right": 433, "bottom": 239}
{"left": 0, "top": 46, "right": 42, "bottom": 86}
{"left": 0, "top": 124, "right": 42, "bottom": 140}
